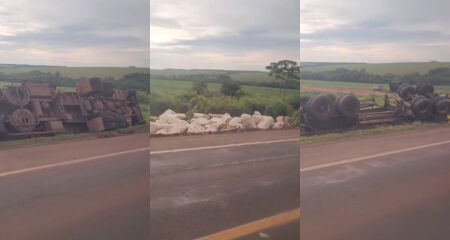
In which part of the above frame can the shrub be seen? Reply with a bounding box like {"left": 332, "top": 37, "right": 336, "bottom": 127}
{"left": 289, "top": 109, "right": 300, "bottom": 127}
{"left": 287, "top": 95, "right": 300, "bottom": 110}
{"left": 221, "top": 80, "right": 241, "bottom": 97}
{"left": 192, "top": 81, "right": 208, "bottom": 95}
{"left": 264, "top": 101, "right": 293, "bottom": 117}
{"left": 246, "top": 101, "right": 266, "bottom": 114}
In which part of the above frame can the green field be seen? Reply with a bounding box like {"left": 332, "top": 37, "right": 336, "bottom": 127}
{"left": 0, "top": 66, "right": 149, "bottom": 79}
{"left": 301, "top": 62, "right": 450, "bottom": 75}
{"left": 150, "top": 79, "right": 299, "bottom": 117}
{"left": 151, "top": 79, "right": 297, "bottom": 97}
{"left": 150, "top": 69, "right": 275, "bottom": 83}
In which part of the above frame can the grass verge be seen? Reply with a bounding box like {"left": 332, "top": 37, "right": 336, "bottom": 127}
{"left": 0, "top": 124, "right": 149, "bottom": 151}
{"left": 301, "top": 122, "right": 449, "bottom": 144}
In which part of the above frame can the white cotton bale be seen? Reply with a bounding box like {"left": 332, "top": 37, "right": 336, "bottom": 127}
{"left": 205, "top": 123, "right": 219, "bottom": 133}
{"left": 187, "top": 123, "right": 206, "bottom": 134}
{"left": 272, "top": 121, "right": 285, "bottom": 129}
{"left": 257, "top": 116, "right": 274, "bottom": 129}
{"left": 241, "top": 114, "right": 257, "bottom": 129}
{"left": 165, "top": 123, "right": 188, "bottom": 134}
{"left": 193, "top": 113, "right": 210, "bottom": 119}
{"left": 190, "top": 117, "right": 210, "bottom": 126}
{"left": 210, "top": 113, "right": 225, "bottom": 118}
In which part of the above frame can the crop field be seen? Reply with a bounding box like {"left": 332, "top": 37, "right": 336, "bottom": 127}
{"left": 0, "top": 66, "right": 149, "bottom": 79}
{"left": 150, "top": 69, "right": 275, "bottom": 83}
{"left": 150, "top": 79, "right": 299, "bottom": 117}
{"left": 301, "top": 62, "right": 450, "bottom": 75}
{"left": 151, "top": 79, "right": 297, "bottom": 98}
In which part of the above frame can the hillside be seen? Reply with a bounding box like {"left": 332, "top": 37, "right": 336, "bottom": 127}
{"left": 301, "top": 62, "right": 450, "bottom": 75}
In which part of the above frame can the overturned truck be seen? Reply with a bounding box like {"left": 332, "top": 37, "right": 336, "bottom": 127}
{"left": 300, "top": 83, "right": 449, "bottom": 135}
{"left": 0, "top": 78, "right": 144, "bottom": 139}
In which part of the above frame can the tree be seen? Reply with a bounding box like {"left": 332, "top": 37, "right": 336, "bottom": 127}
{"left": 221, "top": 80, "right": 242, "bottom": 97}
{"left": 192, "top": 81, "right": 208, "bottom": 95}
{"left": 265, "top": 60, "right": 300, "bottom": 85}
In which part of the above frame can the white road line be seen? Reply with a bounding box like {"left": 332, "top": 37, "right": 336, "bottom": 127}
{"left": 0, "top": 147, "right": 149, "bottom": 178}
{"left": 149, "top": 138, "right": 300, "bottom": 155}
{"left": 300, "top": 139, "right": 450, "bottom": 173}
{"left": 0, "top": 138, "right": 299, "bottom": 178}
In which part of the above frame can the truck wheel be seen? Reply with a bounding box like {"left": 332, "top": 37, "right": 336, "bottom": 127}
{"left": 306, "top": 94, "right": 336, "bottom": 121}
{"left": 412, "top": 96, "right": 432, "bottom": 121}
{"left": 9, "top": 108, "right": 38, "bottom": 133}
{"left": 416, "top": 83, "right": 434, "bottom": 96}
{"left": 336, "top": 95, "right": 360, "bottom": 119}
{"left": 0, "top": 123, "right": 8, "bottom": 138}
{"left": 398, "top": 84, "right": 415, "bottom": 100}
{"left": 432, "top": 97, "right": 449, "bottom": 117}
{"left": 3, "top": 86, "right": 31, "bottom": 107}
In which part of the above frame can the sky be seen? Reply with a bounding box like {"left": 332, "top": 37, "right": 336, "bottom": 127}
{"left": 301, "top": 0, "right": 450, "bottom": 63}
{"left": 150, "top": 0, "right": 300, "bottom": 70}
{"left": 0, "top": 0, "right": 149, "bottom": 67}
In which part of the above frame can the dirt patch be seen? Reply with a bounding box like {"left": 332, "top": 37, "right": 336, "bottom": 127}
{"left": 302, "top": 86, "right": 386, "bottom": 96}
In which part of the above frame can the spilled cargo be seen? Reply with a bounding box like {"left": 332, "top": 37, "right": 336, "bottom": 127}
{"left": 0, "top": 78, "right": 144, "bottom": 139}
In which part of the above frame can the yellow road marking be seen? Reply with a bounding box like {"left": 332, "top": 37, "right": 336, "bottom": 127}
{"left": 150, "top": 138, "right": 300, "bottom": 155}
{"left": 300, "top": 139, "right": 450, "bottom": 172}
{"left": 195, "top": 208, "right": 300, "bottom": 240}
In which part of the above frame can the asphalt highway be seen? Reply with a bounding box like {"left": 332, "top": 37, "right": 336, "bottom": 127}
{"left": 300, "top": 126, "right": 450, "bottom": 240}
{"left": 150, "top": 129, "right": 300, "bottom": 240}
{"left": 0, "top": 133, "right": 150, "bottom": 240}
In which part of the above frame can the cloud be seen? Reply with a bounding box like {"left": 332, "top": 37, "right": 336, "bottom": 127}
{"left": 0, "top": 0, "right": 149, "bottom": 67}
{"left": 150, "top": 0, "right": 300, "bottom": 70}
{"left": 301, "top": 0, "right": 450, "bottom": 62}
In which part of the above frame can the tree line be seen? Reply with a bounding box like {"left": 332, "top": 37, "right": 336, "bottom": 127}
{"left": 301, "top": 67, "right": 450, "bottom": 85}
{"left": 0, "top": 71, "right": 150, "bottom": 93}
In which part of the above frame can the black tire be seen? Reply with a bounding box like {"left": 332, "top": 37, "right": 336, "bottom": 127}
{"left": 336, "top": 95, "right": 360, "bottom": 119}
{"left": 3, "top": 86, "right": 31, "bottom": 107}
{"left": 411, "top": 96, "right": 433, "bottom": 121}
{"left": 89, "top": 78, "right": 104, "bottom": 92}
{"left": 326, "top": 94, "right": 337, "bottom": 103}
{"left": 398, "top": 84, "right": 416, "bottom": 100}
{"left": 306, "top": 94, "right": 336, "bottom": 121}
{"left": 8, "top": 108, "right": 38, "bottom": 133}
{"left": 0, "top": 123, "right": 8, "bottom": 138}
{"left": 416, "top": 83, "right": 434, "bottom": 96}
{"left": 101, "top": 82, "right": 114, "bottom": 97}
{"left": 432, "top": 97, "right": 449, "bottom": 117}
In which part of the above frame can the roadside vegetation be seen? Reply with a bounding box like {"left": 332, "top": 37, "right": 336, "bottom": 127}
{"left": 150, "top": 79, "right": 299, "bottom": 119}
{"left": 0, "top": 124, "right": 149, "bottom": 150}
{"left": 301, "top": 122, "right": 450, "bottom": 144}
